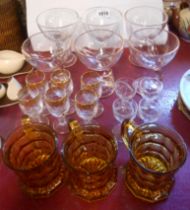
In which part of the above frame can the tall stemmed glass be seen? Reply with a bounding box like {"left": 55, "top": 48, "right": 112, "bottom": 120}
{"left": 74, "top": 29, "right": 124, "bottom": 98}
{"left": 36, "top": 8, "right": 79, "bottom": 68}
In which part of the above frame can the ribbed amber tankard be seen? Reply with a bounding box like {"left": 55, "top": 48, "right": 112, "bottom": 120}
{"left": 121, "top": 120, "right": 187, "bottom": 203}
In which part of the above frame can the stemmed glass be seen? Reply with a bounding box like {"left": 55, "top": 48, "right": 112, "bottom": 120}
{"left": 36, "top": 8, "right": 79, "bottom": 68}
{"left": 112, "top": 78, "right": 138, "bottom": 142}
{"left": 21, "top": 32, "right": 57, "bottom": 72}
{"left": 44, "top": 86, "right": 70, "bottom": 134}
{"left": 124, "top": 6, "right": 168, "bottom": 67}
{"left": 18, "top": 86, "right": 45, "bottom": 123}
{"left": 138, "top": 77, "right": 164, "bottom": 122}
{"left": 74, "top": 29, "right": 124, "bottom": 98}
{"left": 75, "top": 88, "right": 99, "bottom": 124}
{"left": 129, "top": 27, "right": 180, "bottom": 122}
{"left": 50, "top": 68, "right": 75, "bottom": 115}
{"left": 81, "top": 6, "right": 123, "bottom": 36}
{"left": 80, "top": 71, "right": 104, "bottom": 117}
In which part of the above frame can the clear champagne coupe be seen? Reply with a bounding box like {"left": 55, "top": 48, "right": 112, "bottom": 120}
{"left": 18, "top": 86, "right": 45, "bottom": 123}
{"left": 50, "top": 68, "right": 75, "bottom": 115}
{"left": 75, "top": 88, "right": 99, "bottom": 124}
{"left": 74, "top": 29, "right": 124, "bottom": 98}
{"left": 36, "top": 8, "right": 79, "bottom": 68}
{"left": 129, "top": 27, "right": 180, "bottom": 122}
{"left": 80, "top": 71, "right": 104, "bottom": 117}
{"left": 21, "top": 32, "right": 57, "bottom": 72}
{"left": 124, "top": 5, "right": 168, "bottom": 67}
{"left": 81, "top": 6, "right": 123, "bottom": 37}
{"left": 44, "top": 86, "right": 70, "bottom": 134}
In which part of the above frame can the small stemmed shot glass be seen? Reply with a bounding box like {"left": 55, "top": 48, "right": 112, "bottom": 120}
{"left": 25, "top": 69, "right": 49, "bottom": 120}
{"left": 50, "top": 68, "right": 75, "bottom": 115}
{"left": 18, "top": 86, "right": 45, "bottom": 123}
{"left": 112, "top": 78, "right": 138, "bottom": 142}
{"left": 80, "top": 71, "right": 104, "bottom": 117}
{"left": 44, "top": 85, "right": 70, "bottom": 134}
{"left": 138, "top": 76, "right": 163, "bottom": 123}
{"left": 75, "top": 88, "right": 99, "bottom": 124}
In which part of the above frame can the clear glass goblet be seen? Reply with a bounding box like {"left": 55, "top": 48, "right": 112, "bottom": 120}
{"left": 81, "top": 6, "right": 123, "bottom": 38}
{"left": 74, "top": 29, "right": 124, "bottom": 98}
{"left": 36, "top": 8, "right": 79, "bottom": 68}
{"left": 75, "top": 88, "right": 99, "bottom": 124}
{"left": 44, "top": 86, "right": 70, "bottom": 134}
{"left": 18, "top": 86, "right": 45, "bottom": 123}
{"left": 21, "top": 32, "right": 57, "bottom": 72}
{"left": 80, "top": 71, "right": 104, "bottom": 117}
{"left": 124, "top": 6, "right": 168, "bottom": 67}
{"left": 50, "top": 68, "right": 75, "bottom": 115}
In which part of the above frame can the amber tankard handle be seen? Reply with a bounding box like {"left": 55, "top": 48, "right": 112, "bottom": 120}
{"left": 121, "top": 119, "right": 137, "bottom": 149}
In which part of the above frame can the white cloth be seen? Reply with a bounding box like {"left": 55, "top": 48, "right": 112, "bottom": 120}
{"left": 26, "top": 0, "right": 164, "bottom": 37}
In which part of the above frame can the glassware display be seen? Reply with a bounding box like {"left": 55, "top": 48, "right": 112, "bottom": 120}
{"left": 2, "top": 119, "right": 66, "bottom": 198}
{"left": 44, "top": 86, "right": 70, "bottom": 134}
{"left": 50, "top": 68, "right": 75, "bottom": 115}
{"left": 80, "top": 71, "right": 104, "bottom": 117}
{"left": 21, "top": 32, "right": 57, "bottom": 72}
{"left": 74, "top": 88, "right": 99, "bottom": 124}
{"left": 121, "top": 120, "right": 187, "bottom": 203}
{"left": 74, "top": 29, "right": 124, "bottom": 98}
{"left": 36, "top": 8, "right": 79, "bottom": 68}
{"left": 124, "top": 6, "right": 168, "bottom": 67}
{"left": 81, "top": 6, "right": 123, "bottom": 37}
{"left": 63, "top": 120, "right": 118, "bottom": 201}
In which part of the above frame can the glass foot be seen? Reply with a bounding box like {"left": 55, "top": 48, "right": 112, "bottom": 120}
{"left": 62, "top": 52, "right": 77, "bottom": 68}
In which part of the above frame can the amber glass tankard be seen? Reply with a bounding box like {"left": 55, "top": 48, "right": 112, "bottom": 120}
{"left": 121, "top": 120, "right": 187, "bottom": 203}
{"left": 63, "top": 120, "right": 118, "bottom": 201}
{"left": 0, "top": 119, "right": 66, "bottom": 198}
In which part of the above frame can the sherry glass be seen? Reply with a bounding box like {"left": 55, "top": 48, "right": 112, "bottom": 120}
{"left": 50, "top": 68, "right": 75, "bottom": 115}
{"left": 80, "top": 71, "right": 104, "bottom": 117}
{"left": 18, "top": 86, "right": 45, "bottom": 123}
{"left": 74, "top": 29, "right": 124, "bottom": 98}
{"left": 44, "top": 86, "right": 70, "bottom": 134}
{"left": 75, "top": 88, "right": 99, "bottom": 124}
{"left": 36, "top": 8, "right": 79, "bottom": 68}
{"left": 21, "top": 32, "right": 57, "bottom": 72}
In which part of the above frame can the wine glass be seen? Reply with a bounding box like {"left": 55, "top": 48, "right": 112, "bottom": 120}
{"left": 50, "top": 68, "right": 75, "bottom": 115}
{"left": 81, "top": 6, "right": 123, "bottom": 38}
{"left": 80, "top": 71, "right": 104, "bottom": 117}
{"left": 75, "top": 88, "right": 99, "bottom": 124}
{"left": 44, "top": 86, "right": 70, "bottom": 134}
{"left": 74, "top": 29, "right": 124, "bottom": 98}
{"left": 18, "top": 86, "right": 45, "bottom": 123}
{"left": 124, "top": 6, "right": 168, "bottom": 67}
{"left": 21, "top": 32, "right": 57, "bottom": 72}
{"left": 36, "top": 8, "right": 79, "bottom": 68}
